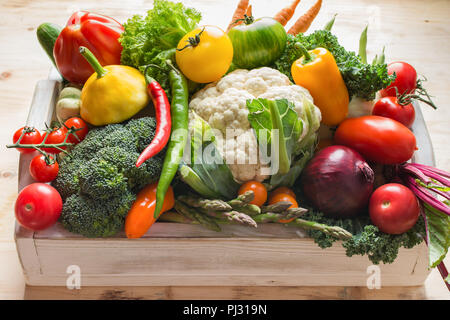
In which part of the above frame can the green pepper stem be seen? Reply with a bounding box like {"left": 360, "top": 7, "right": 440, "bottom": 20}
{"left": 294, "top": 43, "right": 312, "bottom": 63}
{"left": 79, "top": 46, "right": 108, "bottom": 79}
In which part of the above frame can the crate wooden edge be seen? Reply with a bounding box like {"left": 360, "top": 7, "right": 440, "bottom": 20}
{"left": 14, "top": 75, "right": 435, "bottom": 287}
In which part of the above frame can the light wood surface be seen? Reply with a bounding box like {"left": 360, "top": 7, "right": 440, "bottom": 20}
{"left": 0, "top": 0, "right": 449, "bottom": 299}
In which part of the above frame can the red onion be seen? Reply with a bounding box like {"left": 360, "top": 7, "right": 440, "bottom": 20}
{"left": 300, "top": 145, "right": 374, "bottom": 218}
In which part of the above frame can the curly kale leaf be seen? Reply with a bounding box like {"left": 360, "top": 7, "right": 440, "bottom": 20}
{"left": 273, "top": 31, "right": 395, "bottom": 100}
{"left": 301, "top": 209, "right": 425, "bottom": 265}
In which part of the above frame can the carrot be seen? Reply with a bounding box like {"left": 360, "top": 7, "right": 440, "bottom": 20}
{"left": 245, "top": 4, "right": 252, "bottom": 17}
{"left": 287, "top": 0, "right": 322, "bottom": 35}
{"left": 273, "top": 0, "right": 301, "bottom": 26}
{"left": 226, "top": 0, "right": 249, "bottom": 31}
{"left": 125, "top": 182, "right": 175, "bottom": 239}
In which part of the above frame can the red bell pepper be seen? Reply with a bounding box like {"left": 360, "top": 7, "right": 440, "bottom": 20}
{"left": 53, "top": 11, "right": 124, "bottom": 84}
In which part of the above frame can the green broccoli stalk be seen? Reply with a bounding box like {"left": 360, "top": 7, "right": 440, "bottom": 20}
{"left": 53, "top": 117, "right": 164, "bottom": 238}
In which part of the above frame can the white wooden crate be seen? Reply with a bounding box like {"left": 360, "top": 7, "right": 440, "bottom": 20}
{"left": 15, "top": 72, "right": 434, "bottom": 286}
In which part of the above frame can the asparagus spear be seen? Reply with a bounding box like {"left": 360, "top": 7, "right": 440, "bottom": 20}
{"left": 227, "top": 191, "right": 261, "bottom": 215}
{"left": 206, "top": 210, "right": 257, "bottom": 228}
{"left": 288, "top": 218, "right": 353, "bottom": 240}
{"left": 174, "top": 201, "right": 221, "bottom": 232}
{"left": 178, "top": 195, "right": 232, "bottom": 211}
{"left": 261, "top": 201, "right": 293, "bottom": 213}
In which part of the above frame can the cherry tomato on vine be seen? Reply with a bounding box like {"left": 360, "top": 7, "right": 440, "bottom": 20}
{"left": 176, "top": 25, "right": 233, "bottom": 83}
{"left": 41, "top": 126, "right": 69, "bottom": 153}
{"left": 369, "top": 183, "right": 420, "bottom": 234}
{"left": 372, "top": 96, "right": 415, "bottom": 128}
{"left": 12, "top": 127, "right": 42, "bottom": 154}
{"left": 15, "top": 183, "right": 62, "bottom": 231}
{"left": 29, "top": 154, "right": 59, "bottom": 183}
{"left": 380, "top": 62, "right": 417, "bottom": 97}
{"left": 238, "top": 181, "right": 267, "bottom": 207}
{"left": 64, "top": 117, "right": 89, "bottom": 144}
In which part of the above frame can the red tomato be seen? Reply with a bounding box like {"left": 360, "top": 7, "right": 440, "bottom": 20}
{"left": 369, "top": 183, "right": 420, "bottom": 234}
{"left": 238, "top": 181, "right": 268, "bottom": 207}
{"left": 64, "top": 117, "right": 89, "bottom": 144}
{"left": 15, "top": 183, "right": 62, "bottom": 231}
{"left": 334, "top": 115, "right": 417, "bottom": 164}
{"left": 29, "top": 154, "right": 59, "bottom": 182}
{"left": 372, "top": 97, "right": 415, "bottom": 128}
{"left": 12, "top": 127, "right": 42, "bottom": 154}
{"left": 41, "top": 127, "right": 69, "bottom": 153}
{"left": 380, "top": 62, "right": 417, "bottom": 97}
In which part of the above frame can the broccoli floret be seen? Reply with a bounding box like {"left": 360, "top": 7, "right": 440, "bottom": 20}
{"left": 52, "top": 156, "right": 83, "bottom": 199}
{"left": 71, "top": 125, "right": 137, "bottom": 160}
{"left": 61, "top": 191, "right": 136, "bottom": 238}
{"left": 52, "top": 117, "right": 164, "bottom": 237}
{"left": 126, "top": 117, "right": 158, "bottom": 152}
{"left": 79, "top": 158, "right": 128, "bottom": 200}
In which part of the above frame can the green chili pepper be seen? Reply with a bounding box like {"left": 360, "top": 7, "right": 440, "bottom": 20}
{"left": 154, "top": 61, "right": 189, "bottom": 218}
{"left": 358, "top": 25, "right": 368, "bottom": 64}
{"left": 323, "top": 14, "right": 337, "bottom": 32}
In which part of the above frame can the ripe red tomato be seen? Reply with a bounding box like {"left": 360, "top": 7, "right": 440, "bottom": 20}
{"left": 372, "top": 97, "right": 415, "bottom": 128}
{"left": 369, "top": 183, "right": 420, "bottom": 234}
{"left": 15, "top": 183, "right": 62, "bottom": 231}
{"left": 29, "top": 154, "right": 59, "bottom": 182}
{"left": 238, "top": 181, "right": 268, "bottom": 207}
{"left": 41, "top": 127, "right": 69, "bottom": 153}
{"left": 380, "top": 62, "right": 417, "bottom": 97}
{"left": 64, "top": 117, "right": 89, "bottom": 144}
{"left": 12, "top": 127, "right": 42, "bottom": 154}
{"left": 334, "top": 115, "right": 417, "bottom": 164}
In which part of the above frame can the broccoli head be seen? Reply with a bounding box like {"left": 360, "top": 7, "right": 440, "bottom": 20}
{"left": 53, "top": 116, "right": 164, "bottom": 237}
{"left": 61, "top": 191, "right": 136, "bottom": 238}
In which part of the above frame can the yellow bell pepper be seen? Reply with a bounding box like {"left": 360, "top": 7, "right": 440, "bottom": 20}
{"left": 291, "top": 47, "right": 349, "bottom": 126}
{"left": 79, "top": 47, "right": 149, "bottom": 126}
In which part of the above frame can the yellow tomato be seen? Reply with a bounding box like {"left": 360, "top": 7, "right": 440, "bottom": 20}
{"left": 176, "top": 25, "right": 233, "bottom": 83}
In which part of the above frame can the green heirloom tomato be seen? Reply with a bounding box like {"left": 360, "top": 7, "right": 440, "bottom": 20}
{"left": 228, "top": 16, "right": 287, "bottom": 69}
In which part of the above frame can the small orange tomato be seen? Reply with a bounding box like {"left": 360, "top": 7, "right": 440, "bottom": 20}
{"left": 268, "top": 193, "right": 298, "bottom": 209}
{"left": 268, "top": 193, "right": 299, "bottom": 223}
{"left": 238, "top": 181, "right": 267, "bottom": 207}
{"left": 269, "top": 186, "right": 296, "bottom": 202}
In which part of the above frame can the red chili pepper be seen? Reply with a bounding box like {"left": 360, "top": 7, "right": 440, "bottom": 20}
{"left": 53, "top": 11, "right": 124, "bottom": 84}
{"left": 136, "top": 72, "right": 172, "bottom": 168}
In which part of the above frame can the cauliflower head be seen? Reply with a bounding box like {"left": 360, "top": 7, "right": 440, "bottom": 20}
{"left": 189, "top": 67, "right": 321, "bottom": 183}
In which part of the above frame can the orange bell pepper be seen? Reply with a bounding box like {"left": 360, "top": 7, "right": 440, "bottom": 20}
{"left": 291, "top": 47, "right": 349, "bottom": 126}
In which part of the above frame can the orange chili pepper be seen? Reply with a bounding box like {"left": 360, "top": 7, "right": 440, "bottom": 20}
{"left": 125, "top": 181, "right": 174, "bottom": 239}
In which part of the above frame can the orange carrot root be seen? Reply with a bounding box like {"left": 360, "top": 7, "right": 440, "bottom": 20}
{"left": 274, "top": 0, "right": 301, "bottom": 26}
{"left": 245, "top": 4, "right": 252, "bottom": 17}
{"left": 287, "top": 0, "right": 322, "bottom": 35}
{"left": 226, "top": 0, "right": 250, "bottom": 31}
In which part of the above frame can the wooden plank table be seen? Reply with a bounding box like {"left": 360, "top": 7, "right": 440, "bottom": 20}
{"left": 0, "top": 0, "right": 449, "bottom": 299}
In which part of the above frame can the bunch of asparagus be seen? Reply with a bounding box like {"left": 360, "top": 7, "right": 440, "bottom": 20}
{"left": 160, "top": 191, "right": 352, "bottom": 240}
